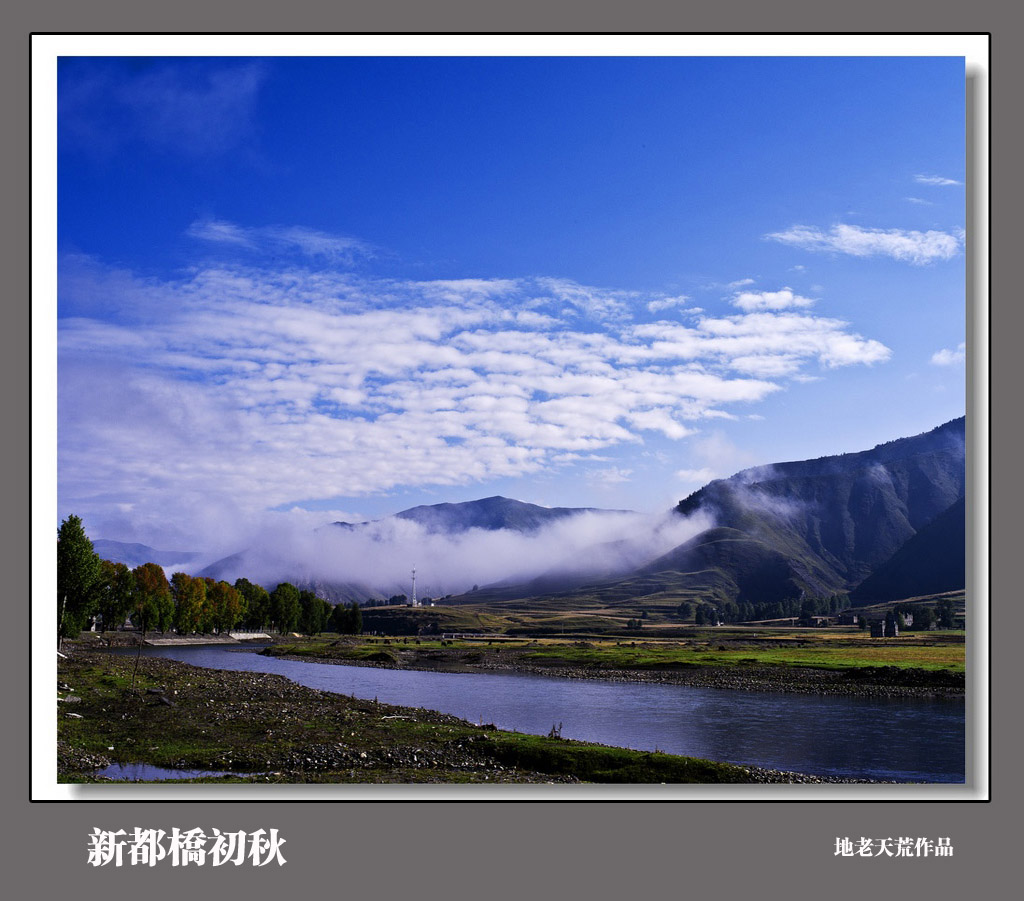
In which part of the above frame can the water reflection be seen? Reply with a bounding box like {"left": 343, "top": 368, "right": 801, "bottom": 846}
{"left": 97, "top": 762, "right": 239, "bottom": 781}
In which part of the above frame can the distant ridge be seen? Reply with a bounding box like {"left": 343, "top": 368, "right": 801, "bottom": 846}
{"left": 92, "top": 539, "right": 198, "bottom": 569}
{"left": 391, "top": 495, "right": 626, "bottom": 534}
{"left": 330, "top": 495, "right": 628, "bottom": 535}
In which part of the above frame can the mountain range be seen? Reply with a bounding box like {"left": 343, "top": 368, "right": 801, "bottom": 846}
{"left": 661, "top": 416, "right": 966, "bottom": 605}
{"left": 455, "top": 417, "right": 966, "bottom": 608}
{"left": 101, "top": 417, "right": 967, "bottom": 609}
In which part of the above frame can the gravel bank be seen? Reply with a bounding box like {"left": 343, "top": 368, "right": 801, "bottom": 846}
{"left": 57, "top": 648, "right": 896, "bottom": 784}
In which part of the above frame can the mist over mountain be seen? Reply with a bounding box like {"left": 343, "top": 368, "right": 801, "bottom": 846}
{"left": 195, "top": 497, "right": 696, "bottom": 602}
{"left": 463, "top": 417, "right": 967, "bottom": 610}
{"left": 658, "top": 416, "right": 966, "bottom": 604}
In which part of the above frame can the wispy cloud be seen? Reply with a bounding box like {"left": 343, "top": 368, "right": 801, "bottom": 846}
{"left": 187, "top": 219, "right": 375, "bottom": 265}
{"left": 766, "top": 223, "right": 963, "bottom": 265}
{"left": 930, "top": 342, "right": 966, "bottom": 366}
{"left": 914, "top": 174, "right": 962, "bottom": 186}
{"left": 587, "top": 467, "right": 634, "bottom": 485}
{"left": 674, "top": 431, "right": 760, "bottom": 489}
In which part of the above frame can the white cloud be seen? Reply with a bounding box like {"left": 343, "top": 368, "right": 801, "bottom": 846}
{"left": 647, "top": 295, "right": 689, "bottom": 314}
{"left": 731, "top": 287, "right": 815, "bottom": 312}
{"left": 534, "top": 277, "right": 636, "bottom": 322}
{"left": 914, "top": 174, "right": 962, "bottom": 186}
{"left": 905, "top": 197, "right": 933, "bottom": 205}
{"left": 930, "top": 342, "right": 966, "bottom": 366}
{"left": 59, "top": 246, "right": 894, "bottom": 546}
{"left": 766, "top": 223, "right": 963, "bottom": 264}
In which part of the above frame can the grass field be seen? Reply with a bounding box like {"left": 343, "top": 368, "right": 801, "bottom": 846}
{"left": 271, "top": 624, "right": 965, "bottom": 675}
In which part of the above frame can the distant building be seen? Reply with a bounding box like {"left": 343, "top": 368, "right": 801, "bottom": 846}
{"left": 837, "top": 611, "right": 859, "bottom": 626}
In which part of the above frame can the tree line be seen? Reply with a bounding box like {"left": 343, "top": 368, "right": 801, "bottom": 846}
{"left": 674, "top": 593, "right": 958, "bottom": 629}
{"left": 57, "top": 515, "right": 363, "bottom": 646}
{"left": 675, "top": 594, "right": 854, "bottom": 626}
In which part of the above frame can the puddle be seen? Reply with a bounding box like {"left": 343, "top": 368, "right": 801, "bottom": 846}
{"left": 95, "top": 763, "right": 250, "bottom": 781}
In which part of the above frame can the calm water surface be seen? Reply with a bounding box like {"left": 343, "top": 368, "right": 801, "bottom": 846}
{"left": 135, "top": 645, "right": 965, "bottom": 783}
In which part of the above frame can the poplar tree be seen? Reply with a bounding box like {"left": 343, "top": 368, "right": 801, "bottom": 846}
{"left": 96, "top": 560, "right": 135, "bottom": 632}
{"left": 269, "top": 582, "right": 301, "bottom": 633}
{"left": 57, "top": 515, "right": 100, "bottom": 647}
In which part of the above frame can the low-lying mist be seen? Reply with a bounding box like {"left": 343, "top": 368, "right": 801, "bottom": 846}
{"left": 193, "top": 508, "right": 715, "bottom": 600}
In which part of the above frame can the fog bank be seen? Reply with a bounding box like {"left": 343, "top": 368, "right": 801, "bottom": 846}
{"left": 193, "top": 507, "right": 715, "bottom": 600}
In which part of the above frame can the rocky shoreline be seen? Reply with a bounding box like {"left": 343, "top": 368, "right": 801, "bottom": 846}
{"left": 57, "top": 647, "right": 908, "bottom": 784}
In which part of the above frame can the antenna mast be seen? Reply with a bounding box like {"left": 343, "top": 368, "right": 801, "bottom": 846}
{"left": 411, "top": 565, "right": 417, "bottom": 607}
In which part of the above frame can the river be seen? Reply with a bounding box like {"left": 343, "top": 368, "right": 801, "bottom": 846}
{"left": 133, "top": 644, "right": 965, "bottom": 783}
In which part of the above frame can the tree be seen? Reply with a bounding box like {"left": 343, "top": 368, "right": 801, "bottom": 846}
{"left": 127, "top": 562, "right": 171, "bottom": 691}
{"left": 299, "top": 590, "right": 327, "bottom": 635}
{"left": 911, "top": 604, "right": 936, "bottom": 631}
{"left": 330, "top": 601, "right": 363, "bottom": 635}
{"left": 132, "top": 562, "right": 173, "bottom": 633}
{"left": 235, "top": 578, "right": 269, "bottom": 630}
{"left": 171, "top": 572, "right": 205, "bottom": 635}
{"left": 799, "top": 598, "right": 818, "bottom": 625}
{"left": 211, "top": 581, "right": 244, "bottom": 633}
{"left": 57, "top": 515, "right": 100, "bottom": 646}
{"left": 270, "top": 582, "right": 301, "bottom": 633}
{"left": 95, "top": 559, "right": 135, "bottom": 632}
{"left": 936, "top": 597, "right": 957, "bottom": 629}
{"left": 330, "top": 602, "right": 351, "bottom": 634}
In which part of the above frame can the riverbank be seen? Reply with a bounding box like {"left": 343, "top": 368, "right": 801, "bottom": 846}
{"left": 263, "top": 637, "right": 965, "bottom": 700}
{"left": 57, "top": 648, "right": 893, "bottom": 784}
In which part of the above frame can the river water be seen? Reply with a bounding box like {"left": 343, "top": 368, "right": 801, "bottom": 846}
{"left": 134, "top": 645, "right": 965, "bottom": 783}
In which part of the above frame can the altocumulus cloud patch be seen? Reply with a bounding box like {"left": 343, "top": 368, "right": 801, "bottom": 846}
{"left": 58, "top": 248, "right": 893, "bottom": 537}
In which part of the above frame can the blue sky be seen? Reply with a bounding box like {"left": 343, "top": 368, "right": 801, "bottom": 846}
{"left": 56, "top": 54, "right": 966, "bottom": 552}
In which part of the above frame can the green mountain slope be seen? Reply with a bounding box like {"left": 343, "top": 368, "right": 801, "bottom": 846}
{"left": 468, "top": 418, "right": 967, "bottom": 611}
{"left": 850, "top": 496, "right": 966, "bottom": 603}
{"left": 672, "top": 417, "right": 966, "bottom": 592}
